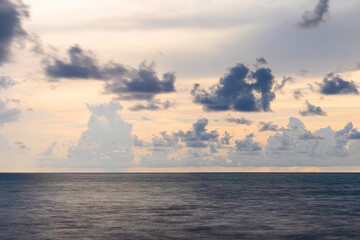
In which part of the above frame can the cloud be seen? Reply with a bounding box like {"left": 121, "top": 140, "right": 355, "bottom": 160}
{"left": 191, "top": 60, "right": 276, "bottom": 112}
{"left": 299, "top": 101, "right": 327, "bottom": 116}
{"left": 104, "top": 62, "right": 176, "bottom": 100}
{"left": 298, "top": 131, "right": 324, "bottom": 140}
{"left": 298, "top": 0, "right": 330, "bottom": 29}
{"left": 259, "top": 121, "right": 284, "bottom": 132}
{"left": 293, "top": 89, "right": 304, "bottom": 100}
{"left": 135, "top": 118, "right": 220, "bottom": 151}
{"left": 274, "top": 76, "right": 294, "bottom": 91}
{"left": 235, "top": 133, "right": 262, "bottom": 152}
{"left": 0, "top": 76, "right": 16, "bottom": 89}
{"left": 174, "top": 118, "right": 219, "bottom": 148}
{"left": 45, "top": 45, "right": 106, "bottom": 80}
{"left": 41, "top": 141, "right": 57, "bottom": 156}
{"left": 348, "top": 129, "right": 360, "bottom": 140}
{"left": 221, "top": 131, "right": 233, "bottom": 145}
{"left": 128, "top": 100, "right": 175, "bottom": 111}
{"left": 0, "top": 99, "right": 21, "bottom": 125}
{"left": 46, "top": 45, "right": 176, "bottom": 101}
{"left": 225, "top": 116, "right": 252, "bottom": 125}
{"left": 40, "top": 102, "right": 134, "bottom": 170}
{"left": 13, "top": 140, "right": 26, "bottom": 149}
{"left": 134, "top": 116, "right": 360, "bottom": 168}
{"left": 0, "top": 0, "right": 28, "bottom": 65}
{"left": 319, "top": 74, "right": 358, "bottom": 95}
{"left": 151, "top": 132, "right": 179, "bottom": 148}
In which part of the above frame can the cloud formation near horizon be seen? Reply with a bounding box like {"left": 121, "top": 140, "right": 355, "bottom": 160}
{"left": 40, "top": 102, "right": 134, "bottom": 170}
{"left": 298, "top": 0, "right": 330, "bottom": 29}
{"left": 191, "top": 60, "right": 276, "bottom": 112}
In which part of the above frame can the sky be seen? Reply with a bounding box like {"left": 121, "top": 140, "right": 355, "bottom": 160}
{"left": 1, "top": 0, "right": 360, "bottom": 172}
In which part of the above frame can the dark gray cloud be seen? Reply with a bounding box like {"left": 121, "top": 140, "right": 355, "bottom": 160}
{"left": 348, "top": 129, "right": 360, "bottom": 140}
{"left": 128, "top": 100, "right": 175, "bottom": 111}
{"left": 191, "top": 60, "right": 276, "bottom": 112}
{"left": 274, "top": 76, "right": 293, "bottom": 91}
{"left": 0, "top": 99, "right": 21, "bottom": 125}
{"left": 256, "top": 57, "right": 267, "bottom": 65}
{"left": 45, "top": 45, "right": 106, "bottom": 80}
{"left": 221, "top": 131, "right": 233, "bottom": 145}
{"left": 299, "top": 101, "right": 327, "bottom": 116}
{"left": 298, "top": 0, "right": 330, "bottom": 29}
{"left": 235, "top": 133, "right": 262, "bottom": 152}
{"left": 319, "top": 74, "right": 358, "bottom": 95}
{"left": 259, "top": 121, "right": 284, "bottom": 132}
{"left": 175, "top": 118, "right": 219, "bottom": 148}
{"left": 293, "top": 89, "right": 304, "bottom": 100}
{"left": 0, "top": 76, "right": 16, "bottom": 89}
{"left": 45, "top": 45, "right": 176, "bottom": 100}
{"left": 225, "top": 116, "right": 252, "bottom": 125}
{"left": 0, "top": 0, "right": 28, "bottom": 65}
{"left": 105, "top": 62, "right": 176, "bottom": 100}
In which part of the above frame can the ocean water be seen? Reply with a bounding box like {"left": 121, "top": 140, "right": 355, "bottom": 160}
{"left": 0, "top": 173, "right": 360, "bottom": 239}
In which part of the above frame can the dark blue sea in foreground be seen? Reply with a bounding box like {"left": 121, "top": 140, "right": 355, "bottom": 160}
{"left": 1, "top": 173, "right": 360, "bottom": 239}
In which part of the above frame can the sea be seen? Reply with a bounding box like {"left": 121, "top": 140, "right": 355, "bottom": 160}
{"left": 0, "top": 173, "right": 359, "bottom": 239}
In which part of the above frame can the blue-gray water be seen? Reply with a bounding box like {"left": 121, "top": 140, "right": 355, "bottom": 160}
{"left": 0, "top": 173, "right": 360, "bottom": 239}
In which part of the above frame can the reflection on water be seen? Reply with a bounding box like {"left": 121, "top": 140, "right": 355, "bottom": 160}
{"left": 0, "top": 173, "right": 360, "bottom": 239}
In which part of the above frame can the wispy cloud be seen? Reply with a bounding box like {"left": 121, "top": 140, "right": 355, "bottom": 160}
{"left": 298, "top": 0, "right": 330, "bottom": 29}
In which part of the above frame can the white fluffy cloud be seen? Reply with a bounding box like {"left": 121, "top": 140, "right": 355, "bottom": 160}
{"left": 40, "top": 102, "right": 134, "bottom": 170}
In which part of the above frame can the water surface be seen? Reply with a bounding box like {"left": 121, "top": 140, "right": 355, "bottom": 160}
{"left": 0, "top": 173, "right": 359, "bottom": 239}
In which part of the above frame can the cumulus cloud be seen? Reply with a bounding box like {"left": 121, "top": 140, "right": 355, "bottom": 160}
{"left": 298, "top": 0, "right": 330, "bottom": 29}
{"left": 235, "top": 133, "right": 262, "bottom": 152}
{"left": 225, "top": 116, "right": 252, "bottom": 125}
{"left": 0, "top": 99, "right": 21, "bottom": 125}
{"left": 348, "top": 129, "right": 360, "bottom": 140}
{"left": 319, "top": 74, "right": 358, "bottom": 95}
{"left": 259, "top": 121, "right": 284, "bottom": 132}
{"left": 0, "top": 0, "right": 28, "bottom": 65}
{"left": 41, "top": 141, "right": 57, "bottom": 156}
{"left": 0, "top": 76, "right": 16, "bottom": 89}
{"left": 191, "top": 60, "right": 276, "bottom": 112}
{"left": 45, "top": 45, "right": 107, "bottom": 80}
{"left": 130, "top": 116, "right": 360, "bottom": 168}
{"left": 40, "top": 102, "right": 134, "bottom": 170}
{"left": 299, "top": 101, "right": 327, "bottom": 116}
{"left": 174, "top": 118, "right": 219, "bottom": 148}
{"left": 135, "top": 118, "right": 220, "bottom": 152}
{"left": 45, "top": 45, "right": 176, "bottom": 101}
{"left": 104, "top": 62, "right": 175, "bottom": 100}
